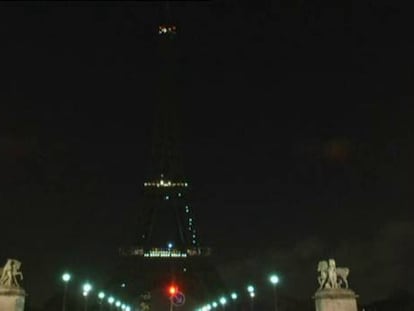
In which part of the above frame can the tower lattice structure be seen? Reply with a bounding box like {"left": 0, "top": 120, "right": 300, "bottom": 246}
{"left": 113, "top": 6, "right": 223, "bottom": 311}
{"left": 120, "top": 10, "right": 210, "bottom": 261}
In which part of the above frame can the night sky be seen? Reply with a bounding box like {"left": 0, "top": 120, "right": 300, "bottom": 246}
{"left": 1, "top": 1, "right": 414, "bottom": 309}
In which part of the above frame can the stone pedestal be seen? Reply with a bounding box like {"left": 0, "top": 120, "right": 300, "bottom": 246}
{"left": 314, "top": 288, "right": 358, "bottom": 311}
{"left": 0, "top": 287, "right": 26, "bottom": 311}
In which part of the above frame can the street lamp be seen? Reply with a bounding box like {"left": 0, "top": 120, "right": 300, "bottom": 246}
{"left": 115, "top": 301, "right": 121, "bottom": 308}
{"left": 98, "top": 292, "right": 105, "bottom": 311}
{"left": 61, "top": 273, "right": 71, "bottom": 311}
{"left": 229, "top": 292, "right": 237, "bottom": 311}
{"left": 82, "top": 282, "right": 92, "bottom": 311}
{"left": 108, "top": 296, "right": 115, "bottom": 310}
{"left": 219, "top": 297, "right": 227, "bottom": 310}
{"left": 269, "top": 274, "right": 279, "bottom": 311}
{"left": 247, "top": 285, "right": 255, "bottom": 311}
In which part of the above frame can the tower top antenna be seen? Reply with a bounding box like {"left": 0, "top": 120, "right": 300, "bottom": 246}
{"left": 158, "top": 1, "right": 176, "bottom": 36}
{"left": 165, "top": 2, "right": 171, "bottom": 20}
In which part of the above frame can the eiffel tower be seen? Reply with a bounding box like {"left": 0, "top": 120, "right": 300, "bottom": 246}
{"left": 113, "top": 5, "right": 222, "bottom": 310}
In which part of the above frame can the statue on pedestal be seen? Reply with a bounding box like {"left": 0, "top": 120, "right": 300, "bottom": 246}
{"left": 0, "top": 259, "right": 25, "bottom": 311}
{"left": 0, "top": 259, "right": 23, "bottom": 289}
{"left": 314, "top": 259, "right": 357, "bottom": 311}
{"left": 317, "top": 258, "right": 349, "bottom": 290}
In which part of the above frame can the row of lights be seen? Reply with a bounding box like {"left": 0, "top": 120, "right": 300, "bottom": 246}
{"left": 143, "top": 180, "right": 188, "bottom": 187}
{"left": 61, "top": 272, "right": 132, "bottom": 311}
{"left": 198, "top": 292, "right": 238, "bottom": 311}
{"left": 196, "top": 274, "right": 280, "bottom": 311}
{"left": 158, "top": 25, "right": 177, "bottom": 35}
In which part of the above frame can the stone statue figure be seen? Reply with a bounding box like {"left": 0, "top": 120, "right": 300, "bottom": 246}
{"left": 327, "top": 259, "right": 338, "bottom": 288}
{"left": 0, "top": 259, "right": 23, "bottom": 288}
{"left": 317, "top": 258, "right": 349, "bottom": 290}
{"left": 317, "top": 261, "right": 328, "bottom": 289}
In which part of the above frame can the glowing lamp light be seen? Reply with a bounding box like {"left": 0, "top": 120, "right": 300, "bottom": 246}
{"left": 62, "top": 273, "right": 71, "bottom": 283}
{"left": 231, "top": 292, "right": 238, "bottom": 300}
{"left": 169, "top": 285, "right": 178, "bottom": 296}
{"left": 270, "top": 274, "right": 279, "bottom": 285}
{"left": 116, "top": 301, "right": 121, "bottom": 307}
{"left": 247, "top": 285, "right": 254, "bottom": 293}
{"left": 98, "top": 292, "right": 105, "bottom": 299}
{"left": 108, "top": 296, "right": 115, "bottom": 304}
{"left": 83, "top": 283, "right": 92, "bottom": 293}
{"left": 212, "top": 302, "right": 218, "bottom": 308}
{"left": 250, "top": 292, "right": 255, "bottom": 298}
{"left": 219, "top": 297, "right": 227, "bottom": 305}
{"left": 82, "top": 282, "right": 92, "bottom": 297}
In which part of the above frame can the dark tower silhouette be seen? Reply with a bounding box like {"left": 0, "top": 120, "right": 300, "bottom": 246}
{"left": 113, "top": 4, "right": 223, "bottom": 311}
{"left": 120, "top": 3, "right": 210, "bottom": 262}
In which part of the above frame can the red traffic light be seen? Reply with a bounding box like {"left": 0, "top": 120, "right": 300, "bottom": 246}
{"left": 168, "top": 285, "right": 178, "bottom": 296}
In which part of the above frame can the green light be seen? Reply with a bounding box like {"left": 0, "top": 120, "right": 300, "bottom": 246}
{"left": 270, "top": 274, "right": 279, "bottom": 285}
{"left": 108, "top": 296, "right": 115, "bottom": 304}
{"left": 247, "top": 285, "right": 254, "bottom": 293}
{"left": 62, "top": 273, "right": 71, "bottom": 282}
{"left": 219, "top": 297, "right": 227, "bottom": 305}
{"left": 98, "top": 292, "right": 105, "bottom": 299}
{"left": 83, "top": 282, "right": 92, "bottom": 293}
{"left": 231, "top": 292, "right": 237, "bottom": 300}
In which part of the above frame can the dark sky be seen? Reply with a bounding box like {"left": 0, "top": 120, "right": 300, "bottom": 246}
{"left": 1, "top": 1, "right": 414, "bottom": 308}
